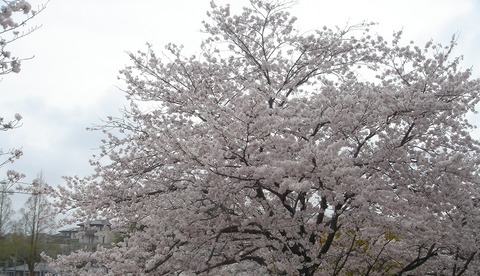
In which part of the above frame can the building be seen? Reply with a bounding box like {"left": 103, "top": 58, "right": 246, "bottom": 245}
{"left": 54, "top": 220, "right": 115, "bottom": 253}
{"left": 57, "top": 227, "right": 79, "bottom": 240}
{"left": 0, "top": 262, "right": 55, "bottom": 276}
{"left": 77, "top": 220, "right": 113, "bottom": 245}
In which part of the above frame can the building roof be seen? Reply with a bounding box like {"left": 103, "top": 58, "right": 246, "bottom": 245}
{"left": 77, "top": 219, "right": 111, "bottom": 227}
{"left": 58, "top": 226, "right": 80, "bottom": 233}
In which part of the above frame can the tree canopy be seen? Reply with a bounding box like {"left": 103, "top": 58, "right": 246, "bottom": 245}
{"left": 53, "top": 0, "right": 480, "bottom": 275}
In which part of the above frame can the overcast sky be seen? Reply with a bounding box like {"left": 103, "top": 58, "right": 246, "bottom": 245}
{"left": 1, "top": 0, "right": 480, "bottom": 214}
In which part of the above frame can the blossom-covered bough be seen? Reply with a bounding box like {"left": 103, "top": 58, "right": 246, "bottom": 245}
{"left": 52, "top": 0, "right": 480, "bottom": 275}
{"left": 0, "top": 0, "right": 46, "bottom": 75}
{"left": 1, "top": 0, "right": 47, "bottom": 163}
{"left": 1, "top": 0, "right": 46, "bottom": 194}
{"left": 0, "top": 0, "right": 33, "bottom": 169}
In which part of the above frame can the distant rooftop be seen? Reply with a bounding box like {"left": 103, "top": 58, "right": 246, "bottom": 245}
{"left": 58, "top": 226, "right": 80, "bottom": 233}
{"left": 77, "top": 219, "right": 111, "bottom": 226}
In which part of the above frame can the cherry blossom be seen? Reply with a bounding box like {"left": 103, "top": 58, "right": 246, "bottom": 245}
{"left": 52, "top": 1, "right": 480, "bottom": 275}
{"left": 0, "top": 0, "right": 44, "bottom": 75}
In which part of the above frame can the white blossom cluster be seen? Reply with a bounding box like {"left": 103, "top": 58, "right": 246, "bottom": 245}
{"left": 0, "top": 0, "right": 36, "bottom": 74}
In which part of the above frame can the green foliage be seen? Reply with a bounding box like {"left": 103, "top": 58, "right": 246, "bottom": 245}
{"left": 0, "top": 232, "right": 60, "bottom": 265}
{"left": 0, "top": 233, "right": 29, "bottom": 266}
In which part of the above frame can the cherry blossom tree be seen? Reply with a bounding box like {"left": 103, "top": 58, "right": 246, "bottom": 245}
{"left": 1, "top": 1, "right": 48, "bottom": 219}
{"left": 52, "top": 0, "right": 480, "bottom": 275}
{"left": 1, "top": 0, "right": 46, "bottom": 181}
